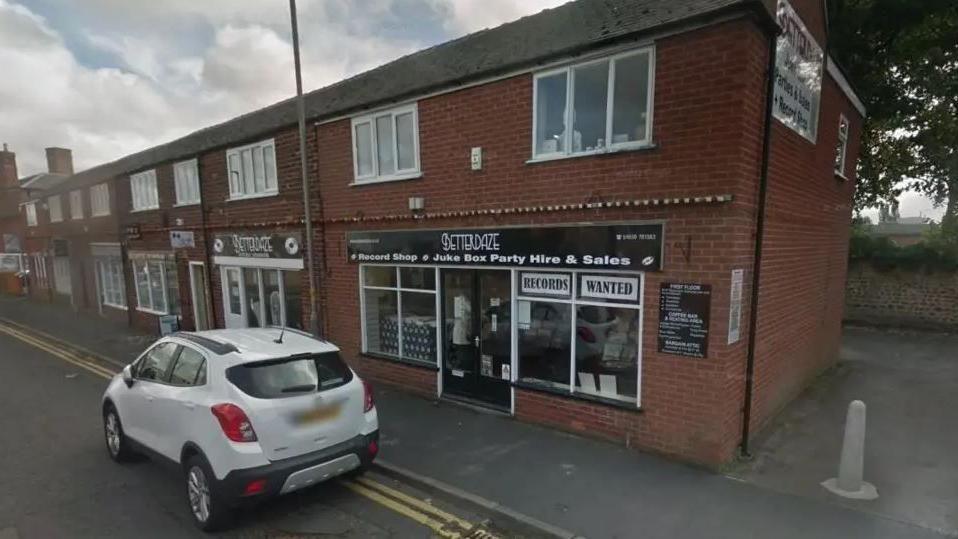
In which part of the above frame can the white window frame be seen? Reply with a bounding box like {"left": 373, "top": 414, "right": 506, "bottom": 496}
{"left": 350, "top": 103, "right": 421, "bottom": 185}
{"left": 69, "top": 190, "right": 83, "bottom": 220}
{"left": 25, "top": 202, "right": 38, "bottom": 227}
{"left": 359, "top": 265, "right": 438, "bottom": 365}
{"left": 173, "top": 158, "right": 201, "bottom": 206}
{"left": 96, "top": 255, "right": 126, "bottom": 310}
{"left": 132, "top": 257, "right": 170, "bottom": 315}
{"left": 835, "top": 114, "right": 850, "bottom": 179}
{"left": 90, "top": 183, "right": 111, "bottom": 217}
{"left": 130, "top": 170, "right": 159, "bottom": 212}
{"left": 531, "top": 47, "right": 655, "bottom": 160}
{"left": 225, "top": 139, "right": 278, "bottom": 200}
{"left": 48, "top": 195, "right": 63, "bottom": 223}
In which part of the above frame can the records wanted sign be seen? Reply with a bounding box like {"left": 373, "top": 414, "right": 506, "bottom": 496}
{"left": 347, "top": 223, "right": 664, "bottom": 271}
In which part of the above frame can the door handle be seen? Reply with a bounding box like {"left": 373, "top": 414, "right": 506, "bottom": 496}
{"left": 145, "top": 395, "right": 155, "bottom": 402}
{"left": 182, "top": 401, "right": 196, "bottom": 410}
{"left": 473, "top": 336, "right": 480, "bottom": 348}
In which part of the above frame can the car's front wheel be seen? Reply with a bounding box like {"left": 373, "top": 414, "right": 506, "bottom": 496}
{"left": 103, "top": 405, "right": 134, "bottom": 462}
{"left": 185, "top": 455, "right": 232, "bottom": 532}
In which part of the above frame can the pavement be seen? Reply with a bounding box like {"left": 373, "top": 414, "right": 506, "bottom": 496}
{"left": 0, "top": 294, "right": 954, "bottom": 538}
{"left": 729, "top": 325, "right": 958, "bottom": 536}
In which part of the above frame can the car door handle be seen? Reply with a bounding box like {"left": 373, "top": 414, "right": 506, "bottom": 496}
{"left": 145, "top": 395, "right": 155, "bottom": 402}
{"left": 182, "top": 401, "right": 196, "bottom": 410}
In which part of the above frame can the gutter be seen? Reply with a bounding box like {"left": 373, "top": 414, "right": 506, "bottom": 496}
{"left": 740, "top": 22, "right": 779, "bottom": 457}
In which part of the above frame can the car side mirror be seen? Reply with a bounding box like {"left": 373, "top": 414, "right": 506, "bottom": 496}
{"left": 122, "top": 364, "right": 134, "bottom": 388}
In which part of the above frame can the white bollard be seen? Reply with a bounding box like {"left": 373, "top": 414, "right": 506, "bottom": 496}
{"left": 822, "top": 400, "right": 879, "bottom": 500}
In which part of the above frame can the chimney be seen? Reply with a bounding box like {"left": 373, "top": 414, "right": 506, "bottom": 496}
{"left": 0, "top": 143, "right": 17, "bottom": 188}
{"left": 45, "top": 147, "right": 73, "bottom": 175}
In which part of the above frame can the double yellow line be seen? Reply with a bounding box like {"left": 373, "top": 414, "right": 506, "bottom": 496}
{"left": 342, "top": 476, "right": 500, "bottom": 538}
{"left": 0, "top": 322, "right": 116, "bottom": 380}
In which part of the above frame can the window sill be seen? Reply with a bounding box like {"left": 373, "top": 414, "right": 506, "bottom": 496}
{"left": 136, "top": 307, "right": 169, "bottom": 316}
{"left": 173, "top": 201, "right": 201, "bottom": 208}
{"left": 91, "top": 213, "right": 111, "bottom": 218}
{"left": 103, "top": 302, "right": 128, "bottom": 311}
{"left": 350, "top": 172, "right": 423, "bottom": 187}
{"left": 227, "top": 191, "right": 278, "bottom": 202}
{"left": 360, "top": 351, "right": 439, "bottom": 371}
{"left": 513, "top": 379, "right": 642, "bottom": 412}
{"left": 526, "top": 142, "right": 657, "bottom": 165}
{"left": 130, "top": 207, "right": 160, "bottom": 214}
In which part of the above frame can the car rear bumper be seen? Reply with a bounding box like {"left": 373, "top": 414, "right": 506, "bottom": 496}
{"left": 218, "top": 430, "right": 379, "bottom": 506}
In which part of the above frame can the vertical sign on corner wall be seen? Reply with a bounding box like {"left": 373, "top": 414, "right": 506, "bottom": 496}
{"left": 773, "top": 0, "right": 824, "bottom": 143}
{"left": 728, "top": 269, "right": 744, "bottom": 344}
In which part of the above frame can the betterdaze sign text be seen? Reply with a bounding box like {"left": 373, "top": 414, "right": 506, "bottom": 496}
{"left": 213, "top": 231, "right": 302, "bottom": 259}
{"left": 347, "top": 224, "right": 664, "bottom": 271}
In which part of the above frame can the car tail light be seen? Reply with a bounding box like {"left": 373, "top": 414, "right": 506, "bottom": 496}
{"left": 211, "top": 403, "right": 257, "bottom": 442}
{"left": 368, "top": 439, "right": 378, "bottom": 458}
{"left": 242, "top": 479, "right": 267, "bottom": 496}
{"left": 362, "top": 379, "right": 375, "bottom": 413}
{"left": 577, "top": 326, "right": 596, "bottom": 343}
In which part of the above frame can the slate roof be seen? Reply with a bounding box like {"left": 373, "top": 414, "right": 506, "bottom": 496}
{"left": 45, "top": 0, "right": 775, "bottom": 195}
{"left": 20, "top": 173, "right": 68, "bottom": 193}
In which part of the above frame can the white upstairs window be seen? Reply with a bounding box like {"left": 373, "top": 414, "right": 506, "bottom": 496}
{"left": 174, "top": 158, "right": 201, "bottom": 205}
{"left": 533, "top": 48, "right": 654, "bottom": 159}
{"left": 48, "top": 195, "right": 63, "bottom": 222}
{"left": 69, "top": 190, "right": 83, "bottom": 220}
{"left": 226, "top": 139, "right": 277, "bottom": 199}
{"left": 130, "top": 170, "right": 159, "bottom": 211}
{"left": 25, "top": 202, "right": 37, "bottom": 226}
{"left": 351, "top": 104, "right": 420, "bottom": 184}
{"left": 835, "top": 114, "right": 850, "bottom": 178}
{"left": 90, "top": 183, "right": 111, "bottom": 217}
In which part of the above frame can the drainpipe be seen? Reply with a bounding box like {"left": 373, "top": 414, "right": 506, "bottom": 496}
{"left": 198, "top": 158, "right": 216, "bottom": 329}
{"left": 740, "top": 30, "right": 778, "bottom": 457}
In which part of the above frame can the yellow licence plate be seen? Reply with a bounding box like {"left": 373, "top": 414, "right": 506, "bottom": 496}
{"left": 295, "top": 404, "right": 341, "bottom": 425}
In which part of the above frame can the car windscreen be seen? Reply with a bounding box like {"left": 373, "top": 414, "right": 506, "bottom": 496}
{"left": 226, "top": 352, "right": 353, "bottom": 399}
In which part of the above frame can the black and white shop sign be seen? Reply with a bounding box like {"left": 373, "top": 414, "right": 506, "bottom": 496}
{"left": 580, "top": 274, "right": 639, "bottom": 302}
{"left": 212, "top": 231, "right": 302, "bottom": 259}
{"left": 347, "top": 223, "right": 664, "bottom": 271}
{"left": 520, "top": 272, "right": 572, "bottom": 297}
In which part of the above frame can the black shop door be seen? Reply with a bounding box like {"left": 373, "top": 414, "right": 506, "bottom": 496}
{"left": 441, "top": 269, "right": 511, "bottom": 410}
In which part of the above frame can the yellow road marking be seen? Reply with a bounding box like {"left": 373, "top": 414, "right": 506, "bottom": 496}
{"left": 354, "top": 476, "right": 475, "bottom": 530}
{"left": 0, "top": 324, "right": 115, "bottom": 380}
{"left": 0, "top": 317, "right": 123, "bottom": 367}
{"left": 342, "top": 480, "right": 457, "bottom": 535}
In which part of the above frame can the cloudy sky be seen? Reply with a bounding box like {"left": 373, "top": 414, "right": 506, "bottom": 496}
{"left": 0, "top": 0, "right": 943, "bottom": 221}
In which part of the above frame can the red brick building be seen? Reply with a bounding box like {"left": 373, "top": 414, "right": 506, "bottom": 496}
{"left": 4, "top": 0, "right": 865, "bottom": 467}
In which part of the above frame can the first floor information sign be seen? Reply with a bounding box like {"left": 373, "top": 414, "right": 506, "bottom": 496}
{"left": 658, "top": 282, "right": 711, "bottom": 358}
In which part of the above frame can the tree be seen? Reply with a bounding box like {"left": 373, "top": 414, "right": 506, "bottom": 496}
{"left": 828, "top": 0, "right": 958, "bottom": 235}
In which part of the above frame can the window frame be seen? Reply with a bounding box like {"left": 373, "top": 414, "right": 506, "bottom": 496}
{"left": 95, "top": 255, "right": 126, "bottom": 310}
{"left": 48, "top": 195, "right": 63, "bottom": 223}
{"left": 350, "top": 103, "right": 421, "bottom": 185}
{"left": 69, "top": 189, "right": 84, "bottom": 220}
{"left": 173, "top": 158, "right": 201, "bottom": 206}
{"left": 515, "top": 269, "right": 644, "bottom": 406}
{"left": 834, "top": 114, "right": 850, "bottom": 179}
{"left": 132, "top": 257, "right": 171, "bottom": 315}
{"left": 130, "top": 169, "right": 159, "bottom": 212}
{"left": 25, "top": 202, "right": 38, "bottom": 227}
{"left": 134, "top": 341, "right": 181, "bottom": 383}
{"left": 90, "top": 183, "right": 111, "bottom": 217}
{"left": 225, "top": 139, "right": 278, "bottom": 201}
{"left": 531, "top": 47, "right": 655, "bottom": 161}
{"left": 359, "top": 264, "right": 438, "bottom": 366}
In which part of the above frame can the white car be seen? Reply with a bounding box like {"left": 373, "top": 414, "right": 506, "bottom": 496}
{"left": 101, "top": 327, "right": 379, "bottom": 531}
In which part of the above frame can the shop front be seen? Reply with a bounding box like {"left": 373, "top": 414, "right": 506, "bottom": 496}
{"left": 212, "top": 229, "right": 304, "bottom": 330}
{"left": 349, "top": 222, "right": 662, "bottom": 411}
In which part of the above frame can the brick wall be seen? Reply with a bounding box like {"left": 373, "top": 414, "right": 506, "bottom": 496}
{"left": 845, "top": 262, "right": 958, "bottom": 331}
{"left": 746, "top": 0, "right": 864, "bottom": 438}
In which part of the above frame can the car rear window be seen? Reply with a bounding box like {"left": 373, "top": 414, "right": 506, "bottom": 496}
{"left": 226, "top": 352, "right": 353, "bottom": 399}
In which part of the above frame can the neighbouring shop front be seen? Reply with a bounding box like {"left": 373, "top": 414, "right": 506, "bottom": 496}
{"left": 212, "top": 229, "right": 304, "bottom": 330}
{"left": 348, "top": 222, "right": 663, "bottom": 411}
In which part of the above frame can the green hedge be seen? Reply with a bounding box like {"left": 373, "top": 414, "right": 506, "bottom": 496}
{"left": 849, "top": 226, "right": 958, "bottom": 272}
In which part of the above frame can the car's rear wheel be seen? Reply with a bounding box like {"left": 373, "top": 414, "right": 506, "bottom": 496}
{"left": 185, "top": 455, "right": 232, "bottom": 532}
{"left": 103, "top": 406, "right": 134, "bottom": 462}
